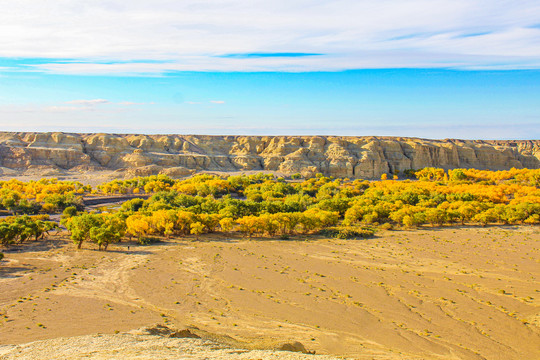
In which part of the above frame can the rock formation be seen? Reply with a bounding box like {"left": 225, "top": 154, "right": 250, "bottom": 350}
{"left": 0, "top": 132, "right": 538, "bottom": 179}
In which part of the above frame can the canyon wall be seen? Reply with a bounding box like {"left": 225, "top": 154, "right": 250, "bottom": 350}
{"left": 0, "top": 132, "right": 538, "bottom": 179}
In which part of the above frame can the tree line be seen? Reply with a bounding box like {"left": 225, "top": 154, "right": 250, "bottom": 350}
{"left": 0, "top": 168, "right": 538, "bottom": 252}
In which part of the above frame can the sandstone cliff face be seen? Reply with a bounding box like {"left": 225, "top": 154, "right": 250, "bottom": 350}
{"left": 0, "top": 132, "right": 538, "bottom": 179}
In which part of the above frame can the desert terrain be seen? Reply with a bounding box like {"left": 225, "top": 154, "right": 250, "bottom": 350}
{"left": 1, "top": 226, "right": 538, "bottom": 359}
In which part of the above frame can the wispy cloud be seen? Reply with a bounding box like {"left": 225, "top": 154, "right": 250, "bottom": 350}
{"left": 218, "top": 53, "right": 323, "bottom": 58}
{"left": 118, "top": 101, "right": 150, "bottom": 106}
{"left": 44, "top": 106, "right": 85, "bottom": 112}
{"left": 0, "top": 1, "right": 539, "bottom": 73}
{"left": 41, "top": 99, "right": 149, "bottom": 113}
{"left": 210, "top": 100, "right": 225, "bottom": 104}
{"left": 65, "top": 99, "right": 109, "bottom": 105}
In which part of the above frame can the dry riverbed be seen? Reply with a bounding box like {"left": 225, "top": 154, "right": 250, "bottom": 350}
{"left": 1, "top": 226, "right": 539, "bottom": 359}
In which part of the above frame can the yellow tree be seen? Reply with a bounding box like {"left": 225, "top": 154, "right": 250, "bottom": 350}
{"left": 126, "top": 214, "right": 152, "bottom": 241}
{"left": 175, "top": 210, "right": 197, "bottom": 235}
{"left": 198, "top": 213, "right": 222, "bottom": 233}
{"left": 151, "top": 209, "right": 177, "bottom": 238}
{"left": 260, "top": 214, "right": 280, "bottom": 236}
{"left": 190, "top": 222, "right": 205, "bottom": 240}
{"left": 236, "top": 216, "right": 260, "bottom": 238}
{"left": 219, "top": 217, "right": 235, "bottom": 233}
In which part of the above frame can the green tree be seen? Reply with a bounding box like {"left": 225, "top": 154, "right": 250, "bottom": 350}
{"left": 0, "top": 222, "right": 18, "bottom": 247}
{"left": 65, "top": 213, "right": 103, "bottom": 249}
{"left": 88, "top": 215, "right": 125, "bottom": 251}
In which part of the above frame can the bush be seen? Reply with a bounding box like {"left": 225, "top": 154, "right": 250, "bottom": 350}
{"left": 138, "top": 237, "right": 161, "bottom": 245}
{"left": 62, "top": 206, "right": 78, "bottom": 218}
{"left": 319, "top": 226, "right": 375, "bottom": 239}
{"left": 379, "top": 222, "right": 393, "bottom": 230}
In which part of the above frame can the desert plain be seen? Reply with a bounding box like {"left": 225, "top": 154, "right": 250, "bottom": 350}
{"left": 1, "top": 226, "right": 538, "bottom": 359}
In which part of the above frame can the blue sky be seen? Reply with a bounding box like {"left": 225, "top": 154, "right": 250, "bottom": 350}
{"left": 0, "top": 0, "right": 539, "bottom": 139}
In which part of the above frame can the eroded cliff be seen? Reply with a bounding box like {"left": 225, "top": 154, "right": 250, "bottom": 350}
{"left": 0, "top": 132, "right": 538, "bottom": 179}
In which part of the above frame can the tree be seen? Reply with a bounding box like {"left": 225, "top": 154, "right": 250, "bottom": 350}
{"left": 120, "top": 198, "right": 145, "bottom": 213}
{"left": 126, "top": 214, "right": 152, "bottom": 241}
{"left": 402, "top": 215, "right": 416, "bottom": 228}
{"left": 273, "top": 212, "right": 301, "bottom": 234}
{"left": 61, "top": 206, "right": 78, "bottom": 226}
{"left": 424, "top": 208, "right": 446, "bottom": 226}
{"left": 0, "top": 222, "right": 18, "bottom": 247}
{"left": 198, "top": 213, "right": 222, "bottom": 233}
{"left": 175, "top": 210, "right": 197, "bottom": 235}
{"left": 259, "top": 214, "right": 279, "bottom": 236}
{"left": 88, "top": 215, "right": 125, "bottom": 251}
{"left": 236, "top": 216, "right": 260, "bottom": 238}
{"left": 28, "top": 219, "right": 57, "bottom": 241}
{"left": 1, "top": 190, "right": 21, "bottom": 214}
{"left": 473, "top": 208, "right": 499, "bottom": 226}
{"left": 190, "top": 222, "right": 205, "bottom": 240}
{"left": 455, "top": 201, "right": 481, "bottom": 225}
{"left": 524, "top": 214, "right": 539, "bottom": 225}
{"left": 415, "top": 168, "right": 446, "bottom": 181}
{"left": 151, "top": 209, "right": 177, "bottom": 237}
{"left": 219, "top": 217, "right": 235, "bottom": 233}
{"left": 65, "top": 213, "right": 103, "bottom": 249}
{"left": 449, "top": 169, "right": 467, "bottom": 182}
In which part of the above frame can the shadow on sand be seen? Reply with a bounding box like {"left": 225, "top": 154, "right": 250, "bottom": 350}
{"left": 0, "top": 262, "right": 36, "bottom": 279}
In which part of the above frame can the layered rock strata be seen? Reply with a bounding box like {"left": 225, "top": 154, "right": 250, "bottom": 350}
{"left": 0, "top": 132, "right": 538, "bottom": 179}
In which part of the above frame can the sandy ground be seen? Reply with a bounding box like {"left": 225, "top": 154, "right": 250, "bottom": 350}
{"left": 0, "top": 170, "right": 123, "bottom": 187}
{"left": 0, "top": 332, "right": 341, "bottom": 360}
{"left": 0, "top": 169, "right": 286, "bottom": 187}
{"left": 0, "top": 226, "right": 539, "bottom": 360}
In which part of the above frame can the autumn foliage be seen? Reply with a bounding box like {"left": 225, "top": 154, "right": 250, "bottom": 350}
{"left": 1, "top": 168, "right": 538, "bottom": 251}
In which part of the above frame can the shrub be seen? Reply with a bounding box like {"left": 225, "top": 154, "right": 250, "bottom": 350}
{"left": 379, "top": 222, "right": 393, "bottom": 230}
{"left": 138, "top": 237, "right": 161, "bottom": 245}
{"left": 319, "top": 226, "right": 375, "bottom": 239}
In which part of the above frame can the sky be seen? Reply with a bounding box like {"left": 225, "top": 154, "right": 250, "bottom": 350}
{"left": 0, "top": 0, "right": 539, "bottom": 139}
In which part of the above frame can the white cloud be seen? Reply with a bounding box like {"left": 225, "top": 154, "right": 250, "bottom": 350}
{"left": 40, "top": 99, "right": 147, "bottom": 113}
{"left": 65, "top": 99, "right": 109, "bottom": 105}
{"left": 44, "top": 106, "right": 84, "bottom": 112}
{"left": 118, "top": 101, "right": 148, "bottom": 105}
{"left": 0, "top": 0, "right": 539, "bottom": 73}
{"left": 210, "top": 100, "right": 225, "bottom": 104}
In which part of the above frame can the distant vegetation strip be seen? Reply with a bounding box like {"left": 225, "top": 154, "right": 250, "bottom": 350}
{"left": 0, "top": 167, "right": 538, "bottom": 251}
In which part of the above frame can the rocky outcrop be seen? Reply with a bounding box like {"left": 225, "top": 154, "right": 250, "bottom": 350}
{"left": 0, "top": 132, "right": 538, "bottom": 179}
